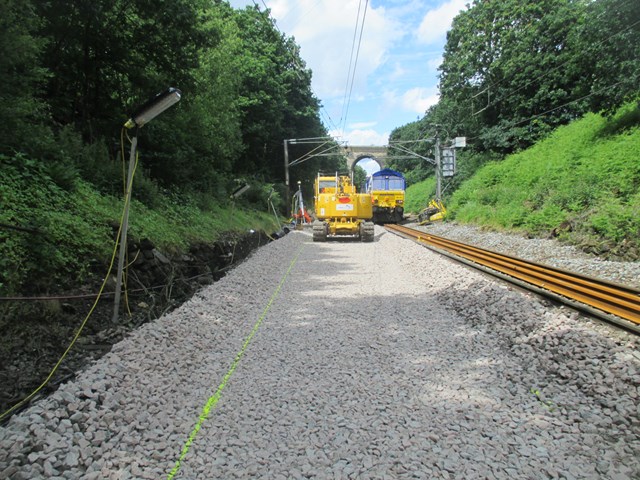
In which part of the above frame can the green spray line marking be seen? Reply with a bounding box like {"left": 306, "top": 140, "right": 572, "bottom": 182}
{"left": 167, "top": 245, "right": 304, "bottom": 479}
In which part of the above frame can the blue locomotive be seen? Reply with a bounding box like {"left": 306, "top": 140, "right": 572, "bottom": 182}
{"left": 364, "top": 168, "right": 405, "bottom": 224}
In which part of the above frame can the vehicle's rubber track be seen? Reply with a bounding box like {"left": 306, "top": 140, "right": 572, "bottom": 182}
{"left": 312, "top": 221, "right": 327, "bottom": 242}
{"left": 386, "top": 224, "right": 640, "bottom": 332}
{"left": 360, "top": 221, "right": 375, "bottom": 242}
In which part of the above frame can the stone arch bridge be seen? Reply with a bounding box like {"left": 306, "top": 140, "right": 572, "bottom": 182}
{"left": 344, "top": 145, "right": 389, "bottom": 171}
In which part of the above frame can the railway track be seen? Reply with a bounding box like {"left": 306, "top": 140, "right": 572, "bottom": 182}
{"left": 386, "top": 224, "right": 640, "bottom": 334}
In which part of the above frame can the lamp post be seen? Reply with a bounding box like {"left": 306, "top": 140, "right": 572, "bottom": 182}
{"left": 112, "top": 88, "right": 181, "bottom": 322}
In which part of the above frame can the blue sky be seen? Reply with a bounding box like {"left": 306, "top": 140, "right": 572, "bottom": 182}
{"left": 228, "top": 0, "right": 467, "bottom": 160}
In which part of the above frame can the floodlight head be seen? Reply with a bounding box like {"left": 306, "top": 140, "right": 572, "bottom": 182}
{"left": 124, "top": 87, "right": 181, "bottom": 129}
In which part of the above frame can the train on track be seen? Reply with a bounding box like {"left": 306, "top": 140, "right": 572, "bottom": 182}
{"left": 364, "top": 168, "right": 406, "bottom": 224}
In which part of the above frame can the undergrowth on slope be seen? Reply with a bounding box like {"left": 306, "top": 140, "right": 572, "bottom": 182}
{"left": 0, "top": 154, "right": 280, "bottom": 296}
{"left": 404, "top": 150, "right": 501, "bottom": 214}
{"left": 448, "top": 102, "right": 640, "bottom": 258}
{"left": 405, "top": 176, "right": 436, "bottom": 213}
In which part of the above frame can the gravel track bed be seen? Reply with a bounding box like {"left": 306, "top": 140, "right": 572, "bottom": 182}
{"left": 414, "top": 222, "right": 640, "bottom": 289}
{"left": 1, "top": 227, "right": 639, "bottom": 479}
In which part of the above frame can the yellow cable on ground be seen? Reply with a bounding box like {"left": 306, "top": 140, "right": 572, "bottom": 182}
{"left": 167, "top": 244, "right": 305, "bottom": 480}
{"left": 123, "top": 150, "right": 140, "bottom": 318}
{"left": 0, "top": 128, "right": 137, "bottom": 422}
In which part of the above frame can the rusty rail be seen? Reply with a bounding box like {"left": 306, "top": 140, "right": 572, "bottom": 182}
{"left": 386, "top": 224, "right": 640, "bottom": 332}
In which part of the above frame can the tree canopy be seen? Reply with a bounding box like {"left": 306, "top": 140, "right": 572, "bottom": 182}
{"left": 390, "top": 0, "right": 640, "bottom": 174}
{"left": 0, "top": 0, "right": 343, "bottom": 205}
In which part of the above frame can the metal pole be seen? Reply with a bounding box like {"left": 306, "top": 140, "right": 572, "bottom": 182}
{"left": 112, "top": 135, "right": 137, "bottom": 322}
{"left": 434, "top": 130, "right": 441, "bottom": 202}
{"left": 297, "top": 182, "right": 306, "bottom": 224}
{"left": 284, "top": 139, "right": 290, "bottom": 209}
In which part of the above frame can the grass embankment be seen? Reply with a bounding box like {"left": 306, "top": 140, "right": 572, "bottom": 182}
{"left": 0, "top": 154, "right": 280, "bottom": 296}
{"left": 406, "top": 103, "right": 640, "bottom": 259}
{"left": 405, "top": 177, "right": 436, "bottom": 215}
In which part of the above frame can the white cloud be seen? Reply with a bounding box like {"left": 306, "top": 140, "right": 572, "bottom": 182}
{"left": 330, "top": 127, "right": 389, "bottom": 146}
{"left": 427, "top": 55, "right": 443, "bottom": 71}
{"left": 383, "top": 86, "right": 440, "bottom": 115}
{"left": 269, "top": 0, "right": 403, "bottom": 98}
{"left": 389, "top": 62, "right": 408, "bottom": 81}
{"left": 416, "top": 0, "right": 467, "bottom": 45}
{"left": 356, "top": 158, "right": 382, "bottom": 175}
{"left": 226, "top": 1, "right": 447, "bottom": 144}
{"left": 402, "top": 87, "right": 440, "bottom": 113}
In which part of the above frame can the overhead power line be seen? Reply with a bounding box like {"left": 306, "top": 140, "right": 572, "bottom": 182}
{"left": 339, "top": 0, "right": 364, "bottom": 129}
{"left": 339, "top": 0, "right": 369, "bottom": 134}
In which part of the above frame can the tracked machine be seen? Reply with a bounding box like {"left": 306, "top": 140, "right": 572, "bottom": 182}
{"left": 312, "top": 173, "right": 374, "bottom": 242}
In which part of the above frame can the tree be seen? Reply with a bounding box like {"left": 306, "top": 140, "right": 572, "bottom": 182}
{"left": 353, "top": 165, "right": 368, "bottom": 191}
{"left": 138, "top": 1, "right": 244, "bottom": 193}
{"left": 0, "top": 0, "right": 50, "bottom": 156}
{"left": 2, "top": 0, "right": 335, "bottom": 203}
{"left": 35, "top": 0, "right": 209, "bottom": 142}
{"left": 387, "top": 116, "right": 438, "bottom": 185}
{"left": 232, "top": 5, "right": 334, "bottom": 184}
{"left": 571, "top": 0, "right": 640, "bottom": 114}
{"left": 438, "top": 0, "right": 587, "bottom": 153}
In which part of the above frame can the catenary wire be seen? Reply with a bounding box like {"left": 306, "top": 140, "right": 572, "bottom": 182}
{"left": 339, "top": 0, "right": 364, "bottom": 130}
{"left": 340, "top": 0, "right": 370, "bottom": 135}
{"left": 466, "top": 76, "right": 638, "bottom": 142}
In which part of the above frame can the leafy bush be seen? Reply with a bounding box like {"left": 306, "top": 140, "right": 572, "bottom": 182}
{"left": 0, "top": 154, "right": 115, "bottom": 294}
{"left": 75, "top": 139, "right": 122, "bottom": 195}
{"left": 588, "top": 195, "right": 640, "bottom": 244}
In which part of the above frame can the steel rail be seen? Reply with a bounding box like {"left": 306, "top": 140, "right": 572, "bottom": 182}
{"left": 386, "top": 224, "right": 640, "bottom": 332}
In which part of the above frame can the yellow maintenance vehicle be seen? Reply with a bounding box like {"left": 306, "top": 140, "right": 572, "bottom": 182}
{"left": 312, "top": 173, "right": 375, "bottom": 242}
{"left": 418, "top": 199, "right": 447, "bottom": 224}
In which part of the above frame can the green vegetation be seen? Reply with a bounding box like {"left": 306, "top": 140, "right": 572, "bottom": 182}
{"left": 405, "top": 177, "right": 436, "bottom": 214}
{"left": 391, "top": 0, "right": 639, "bottom": 258}
{"left": 404, "top": 149, "right": 501, "bottom": 211}
{"left": 0, "top": 0, "right": 345, "bottom": 297}
{"left": 390, "top": 0, "right": 638, "bottom": 177}
{"left": 0, "top": 0, "right": 345, "bottom": 204}
{"left": 0, "top": 153, "right": 279, "bottom": 296}
{"left": 448, "top": 104, "right": 640, "bottom": 257}
{"left": 3, "top": 0, "right": 640, "bottom": 296}
{"left": 390, "top": 0, "right": 639, "bottom": 156}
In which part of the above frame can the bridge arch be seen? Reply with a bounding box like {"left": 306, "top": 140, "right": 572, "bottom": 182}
{"left": 344, "top": 146, "right": 389, "bottom": 171}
